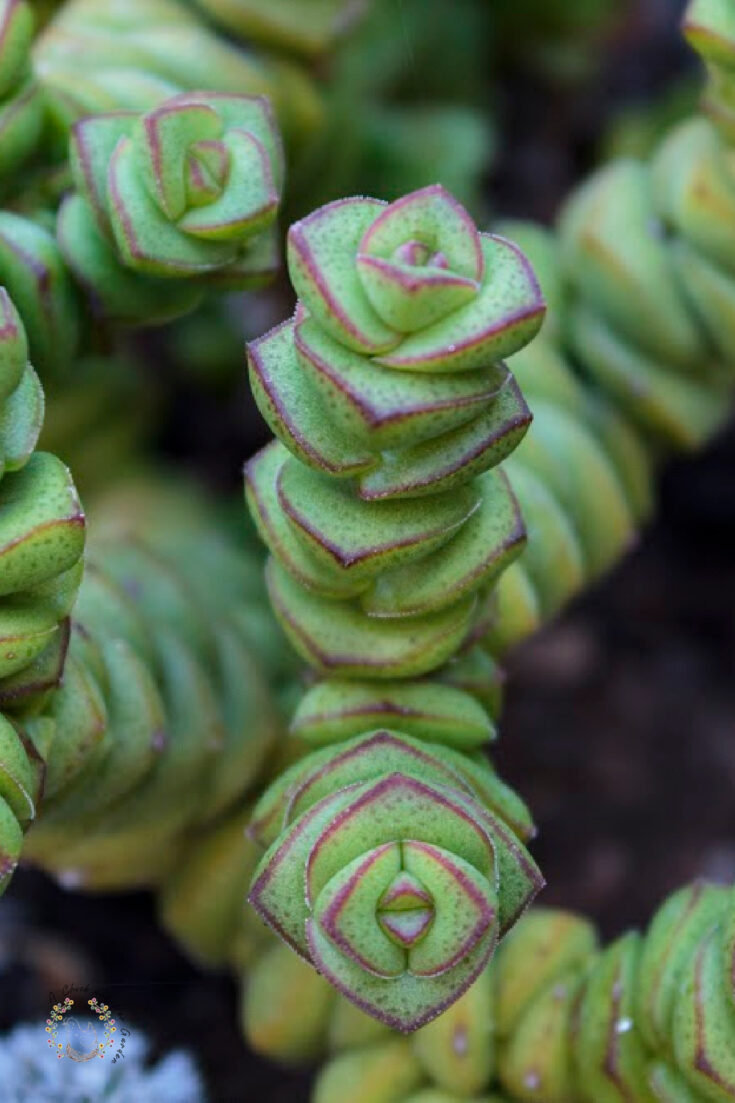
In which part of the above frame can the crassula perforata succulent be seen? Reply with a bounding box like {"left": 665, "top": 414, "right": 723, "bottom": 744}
{"left": 59, "top": 90, "right": 283, "bottom": 321}
{"left": 431, "top": 0, "right": 735, "bottom": 658}
{"left": 21, "top": 478, "right": 287, "bottom": 892}
{"left": 244, "top": 184, "right": 545, "bottom": 1030}
{"left": 246, "top": 184, "right": 543, "bottom": 678}
{"left": 478, "top": 220, "right": 654, "bottom": 654}
{"left": 0, "top": 0, "right": 731, "bottom": 1098}
{"left": 0, "top": 287, "right": 84, "bottom": 892}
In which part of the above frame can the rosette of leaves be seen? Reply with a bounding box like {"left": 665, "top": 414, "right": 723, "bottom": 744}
{"left": 19, "top": 477, "right": 287, "bottom": 891}
{"left": 312, "top": 880, "right": 735, "bottom": 1103}
{"left": 247, "top": 726, "right": 542, "bottom": 1032}
{"left": 0, "top": 287, "right": 85, "bottom": 894}
{"left": 157, "top": 657, "right": 508, "bottom": 975}
{"left": 57, "top": 90, "right": 283, "bottom": 323}
{"left": 0, "top": 0, "right": 44, "bottom": 180}
{"left": 246, "top": 184, "right": 544, "bottom": 679}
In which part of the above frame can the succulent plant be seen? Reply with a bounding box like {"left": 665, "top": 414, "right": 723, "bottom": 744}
{"left": 20, "top": 476, "right": 286, "bottom": 890}
{"left": 481, "top": 221, "right": 653, "bottom": 654}
{"left": 247, "top": 727, "right": 541, "bottom": 1031}
{"left": 458, "top": 0, "right": 735, "bottom": 655}
{"left": 0, "top": 288, "right": 84, "bottom": 893}
{"left": 0, "top": 1020, "right": 207, "bottom": 1101}
{"left": 35, "top": 0, "right": 495, "bottom": 226}
{"left": 558, "top": 120, "right": 733, "bottom": 451}
{"left": 0, "top": 5, "right": 732, "bottom": 1102}
{"left": 58, "top": 90, "right": 283, "bottom": 322}
{"left": 312, "top": 880, "right": 735, "bottom": 1103}
{"left": 242, "top": 184, "right": 545, "bottom": 1029}
{"left": 233, "top": 0, "right": 735, "bottom": 1072}
{"left": 247, "top": 184, "right": 544, "bottom": 678}
{"left": 0, "top": 210, "right": 79, "bottom": 375}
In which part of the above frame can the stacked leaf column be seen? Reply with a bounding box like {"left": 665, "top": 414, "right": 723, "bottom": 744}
{"left": 0, "top": 291, "right": 84, "bottom": 892}
{"left": 244, "top": 184, "right": 547, "bottom": 1029}
{"left": 473, "top": 0, "right": 735, "bottom": 655}
{"left": 21, "top": 479, "right": 288, "bottom": 897}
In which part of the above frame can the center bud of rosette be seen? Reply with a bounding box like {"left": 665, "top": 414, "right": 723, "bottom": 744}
{"left": 185, "top": 138, "right": 230, "bottom": 209}
{"left": 313, "top": 834, "right": 498, "bottom": 993}
{"left": 392, "top": 240, "right": 449, "bottom": 269}
{"left": 354, "top": 188, "right": 484, "bottom": 335}
{"left": 377, "top": 869, "right": 434, "bottom": 947}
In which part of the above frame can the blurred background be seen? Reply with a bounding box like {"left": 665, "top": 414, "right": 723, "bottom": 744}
{"left": 4, "top": 0, "right": 735, "bottom": 1098}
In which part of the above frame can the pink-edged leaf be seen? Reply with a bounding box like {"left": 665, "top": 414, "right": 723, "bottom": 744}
{"left": 287, "top": 197, "right": 400, "bottom": 354}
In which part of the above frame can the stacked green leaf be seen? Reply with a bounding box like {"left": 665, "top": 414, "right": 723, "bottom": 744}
{"left": 247, "top": 185, "right": 543, "bottom": 679}
{"left": 244, "top": 184, "right": 546, "bottom": 1029}
{"left": 477, "top": 0, "right": 735, "bottom": 651}
{"left": 557, "top": 121, "right": 733, "bottom": 451}
{"left": 0, "top": 286, "right": 84, "bottom": 893}
{"left": 0, "top": 208, "right": 79, "bottom": 375}
{"left": 483, "top": 221, "right": 654, "bottom": 654}
{"left": 551, "top": 0, "right": 735, "bottom": 458}
{"left": 311, "top": 880, "right": 735, "bottom": 1103}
